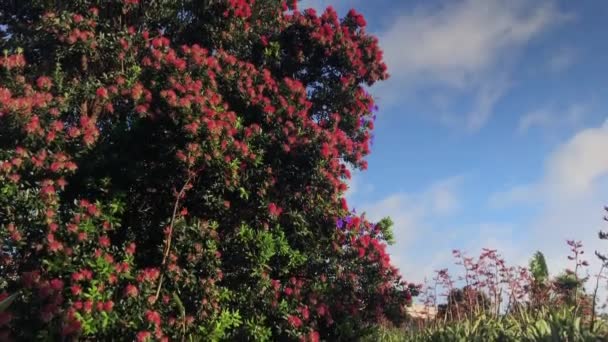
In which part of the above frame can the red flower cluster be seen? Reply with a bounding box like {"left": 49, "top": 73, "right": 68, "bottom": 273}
{"left": 0, "top": 1, "right": 409, "bottom": 340}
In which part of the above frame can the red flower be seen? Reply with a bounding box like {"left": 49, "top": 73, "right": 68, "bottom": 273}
{"left": 99, "top": 235, "right": 110, "bottom": 247}
{"left": 320, "top": 143, "right": 331, "bottom": 158}
{"left": 126, "top": 242, "right": 136, "bottom": 255}
{"left": 316, "top": 304, "right": 327, "bottom": 317}
{"left": 82, "top": 269, "right": 93, "bottom": 280}
{"left": 340, "top": 198, "right": 348, "bottom": 211}
{"left": 96, "top": 87, "right": 109, "bottom": 99}
{"left": 83, "top": 300, "right": 93, "bottom": 313}
{"left": 125, "top": 284, "right": 139, "bottom": 298}
{"left": 268, "top": 202, "right": 282, "bottom": 217}
{"left": 136, "top": 331, "right": 151, "bottom": 342}
{"left": 72, "top": 14, "right": 84, "bottom": 23}
{"left": 71, "top": 272, "right": 84, "bottom": 282}
{"left": 70, "top": 285, "right": 82, "bottom": 296}
{"left": 145, "top": 310, "right": 161, "bottom": 326}
{"left": 103, "top": 301, "right": 114, "bottom": 312}
{"left": 36, "top": 76, "right": 52, "bottom": 90}
{"left": 287, "top": 315, "right": 302, "bottom": 328}
{"left": 298, "top": 306, "right": 310, "bottom": 321}
{"left": 77, "top": 232, "right": 87, "bottom": 241}
{"left": 116, "top": 261, "right": 130, "bottom": 273}
{"left": 87, "top": 204, "right": 100, "bottom": 217}
{"left": 348, "top": 9, "right": 367, "bottom": 27}
{"left": 357, "top": 247, "right": 365, "bottom": 258}
{"left": 50, "top": 278, "right": 64, "bottom": 290}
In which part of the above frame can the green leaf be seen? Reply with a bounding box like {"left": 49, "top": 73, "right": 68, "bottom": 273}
{"left": 173, "top": 292, "right": 186, "bottom": 318}
{"left": 529, "top": 251, "right": 549, "bottom": 283}
{"left": 0, "top": 292, "right": 18, "bottom": 312}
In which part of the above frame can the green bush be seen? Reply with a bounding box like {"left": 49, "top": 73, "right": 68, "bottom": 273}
{"left": 0, "top": 1, "right": 416, "bottom": 340}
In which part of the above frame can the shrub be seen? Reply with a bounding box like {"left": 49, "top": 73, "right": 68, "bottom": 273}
{"left": 0, "top": 1, "right": 416, "bottom": 340}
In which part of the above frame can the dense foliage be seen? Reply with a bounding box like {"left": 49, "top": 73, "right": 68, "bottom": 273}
{"left": 0, "top": 1, "right": 418, "bottom": 340}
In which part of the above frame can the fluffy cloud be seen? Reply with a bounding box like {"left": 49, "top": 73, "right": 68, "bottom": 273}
{"left": 493, "top": 119, "right": 608, "bottom": 205}
{"left": 357, "top": 176, "right": 463, "bottom": 281}
{"left": 491, "top": 120, "right": 608, "bottom": 282}
{"left": 301, "top": 0, "right": 568, "bottom": 131}
{"left": 343, "top": 167, "right": 375, "bottom": 202}
{"left": 489, "top": 184, "right": 538, "bottom": 208}
{"left": 381, "top": 0, "right": 562, "bottom": 81}
{"left": 358, "top": 180, "right": 529, "bottom": 284}
{"left": 377, "top": 0, "right": 567, "bottom": 130}
{"left": 518, "top": 104, "right": 586, "bottom": 134}
{"left": 398, "top": 120, "right": 608, "bottom": 286}
{"left": 545, "top": 120, "right": 608, "bottom": 196}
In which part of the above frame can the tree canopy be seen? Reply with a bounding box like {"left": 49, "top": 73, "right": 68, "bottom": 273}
{"left": 0, "top": 1, "right": 417, "bottom": 340}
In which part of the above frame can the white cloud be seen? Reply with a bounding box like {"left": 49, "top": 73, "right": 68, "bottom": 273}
{"left": 494, "top": 119, "right": 608, "bottom": 203}
{"left": 546, "top": 120, "right": 608, "bottom": 196}
{"left": 355, "top": 120, "right": 608, "bottom": 286}
{"left": 490, "top": 120, "right": 608, "bottom": 287}
{"left": 489, "top": 184, "right": 539, "bottom": 208}
{"left": 410, "top": 222, "right": 522, "bottom": 285}
{"left": 529, "top": 189, "right": 608, "bottom": 281}
{"left": 382, "top": 0, "right": 561, "bottom": 82}
{"left": 426, "top": 178, "right": 462, "bottom": 215}
{"left": 362, "top": 176, "right": 462, "bottom": 228}
{"left": 344, "top": 166, "right": 375, "bottom": 202}
{"left": 518, "top": 104, "right": 586, "bottom": 133}
{"left": 377, "top": 0, "right": 567, "bottom": 130}
{"left": 520, "top": 109, "right": 552, "bottom": 133}
{"left": 358, "top": 176, "right": 463, "bottom": 280}
{"left": 519, "top": 109, "right": 552, "bottom": 133}
{"left": 466, "top": 75, "right": 511, "bottom": 131}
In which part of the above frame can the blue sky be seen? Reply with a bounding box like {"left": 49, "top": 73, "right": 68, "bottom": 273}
{"left": 300, "top": 0, "right": 608, "bottom": 284}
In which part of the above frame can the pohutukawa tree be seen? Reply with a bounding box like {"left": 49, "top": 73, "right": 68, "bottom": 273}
{"left": 0, "top": 0, "right": 418, "bottom": 340}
